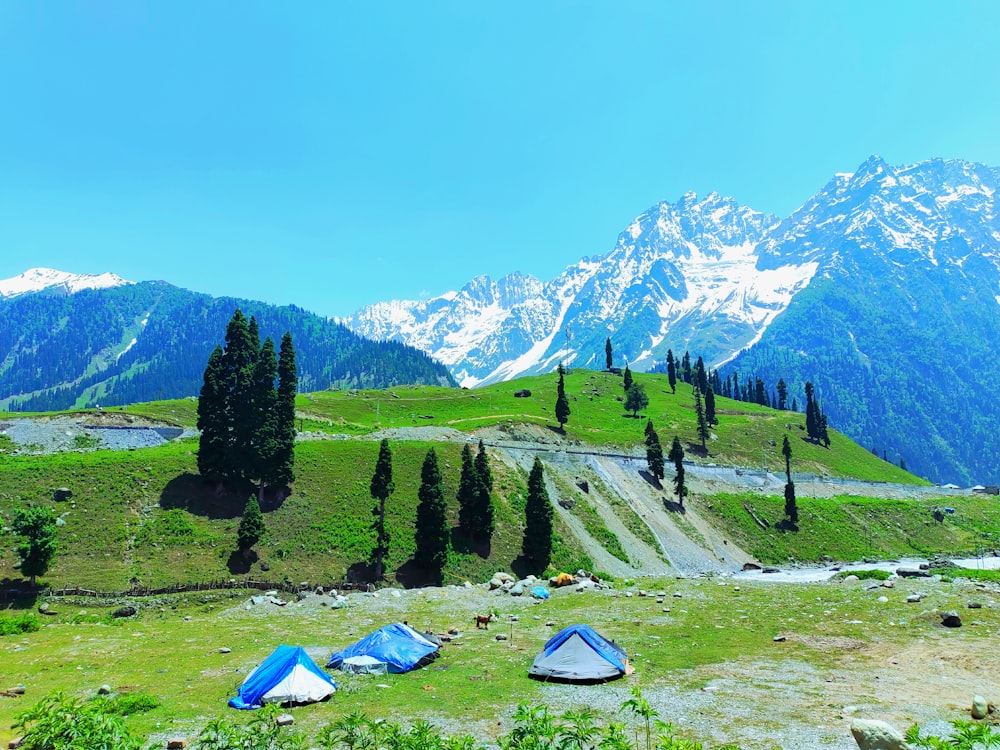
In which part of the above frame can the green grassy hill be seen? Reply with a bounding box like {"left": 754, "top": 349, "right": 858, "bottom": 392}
{"left": 1, "top": 369, "right": 981, "bottom": 592}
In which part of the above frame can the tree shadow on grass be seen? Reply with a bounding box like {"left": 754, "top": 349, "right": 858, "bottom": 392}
{"left": 662, "top": 497, "right": 686, "bottom": 514}
{"left": 774, "top": 519, "right": 799, "bottom": 532}
{"left": 394, "top": 559, "right": 442, "bottom": 589}
{"left": 638, "top": 469, "right": 663, "bottom": 489}
{"left": 346, "top": 561, "right": 376, "bottom": 586}
{"left": 510, "top": 554, "right": 543, "bottom": 580}
{"left": 226, "top": 549, "right": 258, "bottom": 575}
{"left": 0, "top": 578, "right": 37, "bottom": 610}
{"left": 159, "top": 475, "right": 289, "bottom": 518}
{"left": 450, "top": 527, "right": 491, "bottom": 558}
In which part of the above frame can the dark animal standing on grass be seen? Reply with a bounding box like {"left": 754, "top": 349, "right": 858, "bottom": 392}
{"left": 474, "top": 613, "right": 496, "bottom": 629}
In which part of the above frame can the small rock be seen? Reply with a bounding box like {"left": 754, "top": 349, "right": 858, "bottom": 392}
{"left": 166, "top": 740, "right": 187, "bottom": 749}
{"left": 495, "top": 633, "right": 507, "bottom": 641}
{"left": 773, "top": 635, "right": 787, "bottom": 642}
{"left": 877, "top": 596, "right": 889, "bottom": 603}
{"left": 906, "top": 594, "right": 923, "bottom": 603}
{"left": 673, "top": 592, "right": 683, "bottom": 598}
{"left": 275, "top": 713, "right": 294, "bottom": 726}
{"left": 183, "top": 615, "right": 192, "bottom": 621}
{"left": 259, "top": 561, "right": 270, "bottom": 572}
{"left": 843, "top": 575, "right": 860, "bottom": 583}
{"left": 940, "top": 610, "right": 962, "bottom": 628}
{"left": 972, "top": 694, "right": 989, "bottom": 720}
{"left": 896, "top": 567, "right": 930, "bottom": 578}
{"left": 638, "top": 590, "right": 647, "bottom": 597}
{"left": 218, "top": 647, "right": 231, "bottom": 654}
{"left": 881, "top": 581, "right": 895, "bottom": 589}
{"left": 509, "top": 615, "right": 519, "bottom": 622}
{"left": 969, "top": 602, "right": 983, "bottom": 609}
{"left": 448, "top": 627, "right": 459, "bottom": 635}
{"left": 8, "top": 737, "right": 25, "bottom": 749}
{"left": 9, "top": 686, "right": 25, "bottom": 695}
{"left": 545, "top": 621, "right": 555, "bottom": 627}
{"left": 849, "top": 718, "right": 909, "bottom": 750}
{"left": 97, "top": 685, "right": 112, "bottom": 695}
{"left": 112, "top": 605, "right": 137, "bottom": 618}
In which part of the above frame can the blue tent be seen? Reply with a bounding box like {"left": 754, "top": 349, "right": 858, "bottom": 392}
{"left": 327, "top": 623, "right": 440, "bottom": 674}
{"left": 528, "top": 624, "right": 629, "bottom": 682}
{"left": 229, "top": 645, "right": 336, "bottom": 710}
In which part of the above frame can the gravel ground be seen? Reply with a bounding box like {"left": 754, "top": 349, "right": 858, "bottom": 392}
{"left": 0, "top": 415, "right": 193, "bottom": 454}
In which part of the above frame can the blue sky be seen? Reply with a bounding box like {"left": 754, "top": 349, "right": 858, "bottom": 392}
{"left": 1, "top": 2, "right": 999, "bottom": 318}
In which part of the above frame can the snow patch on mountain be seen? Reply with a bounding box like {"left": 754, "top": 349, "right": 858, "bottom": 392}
{"left": 0, "top": 268, "right": 132, "bottom": 298}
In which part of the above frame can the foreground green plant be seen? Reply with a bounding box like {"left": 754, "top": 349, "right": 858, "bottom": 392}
{"left": 906, "top": 719, "right": 1000, "bottom": 748}
{"left": 194, "top": 704, "right": 305, "bottom": 750}
{"left": 12, "top": 692, "right": 143, "bottom": 750}
{"left": 0, "top": 613, "right": 40, "bottom": 636}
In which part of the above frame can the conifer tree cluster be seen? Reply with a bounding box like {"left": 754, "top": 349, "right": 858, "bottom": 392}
{"left": 457, "top": 440, "right": 495, "bottom": 544}
{"left": 804, "top": 381, "right": 831, "bottom": 446}
{"left": 197, "top": 310, "right": 297, "bottom": 493}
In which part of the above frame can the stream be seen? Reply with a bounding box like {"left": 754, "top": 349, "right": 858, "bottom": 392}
{"left": 732, "top": 555, "right": 1000, "bottom": 583}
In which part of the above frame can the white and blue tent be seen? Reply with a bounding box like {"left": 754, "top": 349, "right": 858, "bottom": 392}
{"left": 229, "top": 645, "right": 336, "bottom": 710}
{"left": 327, "top": 622, "right": 441, "bottom": 674}
{"left": 528, "top": 624, "right": 630, "bottom": 682}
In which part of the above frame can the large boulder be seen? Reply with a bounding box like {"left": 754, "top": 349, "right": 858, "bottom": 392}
{"left": 940, "top": 610, "right": 962, "bottom": 628}
{"left": 972, "top": 694, "right": 989, "bottom": 719}
{"left": 849, "top": 718, "right": 911, "bottom": 750}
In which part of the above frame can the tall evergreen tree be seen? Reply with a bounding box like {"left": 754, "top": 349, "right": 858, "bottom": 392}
{"left": 776, "top": 379, "right": 788, "bottom": 411}
{"left": 13, "top": 506, "right": 57, "bottom": 585}
{"left": 273, "top": 332, "right": 297, "bottom": 487}
{"left": 694, "top": 386, "right": 709, "bottom": 451}
{"left": 605, "top": 337, "right": 613, "bottom": 371}
{"left": 681, "top": 351, "right": 692, "bottom": 384}
{"left": 522, "top": 457, "right": 553, "bottom": 572}
{"left": 472, "top": 440, "right": 495, "bottom": 541}
{"left": 805, "top": 382, "right": 819, "bottom": 441}
{"left": 250, "top": 337, "right": 279, "bottom": 498}
{"left": 623, "top": 365, "right": 633, "bottom": 392}
{"left": 754, "top": 377, "right": 767, "bottom": 406}
{"left": 370, "top": 439, "right": 394, "bottom": 581}
{"left": 414, "top": 448, "right": 449, "bottom": 583}
{"left": 666, "top": 350, "right": 677, "bottom": 394}
{"left": 784, "top": 481, "right": 798, "bottom": 526}
{"left": 456, "top": 443, "right": 477, "bottom": 539}
{"left": 237, "top": 496, "right": 265, "bottom": 555}
{"left": 555, "top": 369, "right": 571, "bottom": 432}
{"left": 705, "top": 383, "right": 717, "bottom": 426}
{"left": 668, "top": 437, "right": 686, "bottom": 507}
{"left": 221, "top": 310, "right": 258, "bottom": 480}
{"left": 645, "top": 421, "right": 665, "bottom": 484}
{"left": 695, "top": 356, "right": 708, "bottom": 394}
{"left": 819, "top": 411, "right": 831, "bottom": 447}
{"left": 782, "top": 434, "right": 793, "bottom": 482}
{"left": 196, "top": 346, "right": 227, "bottom": 479}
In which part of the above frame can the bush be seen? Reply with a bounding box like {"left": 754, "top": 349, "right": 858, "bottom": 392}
{"left": 13, "top": 692, "right": 144, "bottom": 750}
{"left": 835, "top": 568, "right": 891, "bottom": 581}
{"left": 93, "top": 691, "right": 160, "bottom": 716}
{"left": 0, "top": 613, "right": 40, "bottom": 636}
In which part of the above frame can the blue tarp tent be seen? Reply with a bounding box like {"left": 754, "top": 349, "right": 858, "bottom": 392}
{"left": 229, "top": 645, "right": 336, "bottom": 710}
{"left": 327, "top": 623, "right": 440, "bottom": 674}
{"left": 528, "top": 624, "right": 629, "bottom": 682}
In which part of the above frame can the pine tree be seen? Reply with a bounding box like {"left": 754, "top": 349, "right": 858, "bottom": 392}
{"left": 681, "top": 351, "right": 692, "bottom": 384}
{"left": 13, "top": 506, "right": 58, "bottom": 585}
{"left": 196, "top": 346, "right": 227, "bottom": 479}
{"left": 237, "top": 496, "right": 265, "bottom": 554}
{"left": 222, "top": 311, "right": 258, "bottom": 480}
{"left": 695, "top": 356, "right": 708, "bottom": 394}
{"left": 782, "top": 434, "right": 793, "bottom": 482}
{"left": 472, "top": 439, "right": 495, "bottom": 541}
{"left": 250, "top": 337, "right": 279, "bottom": 497}
{"left": 522, "top": 457, "right": 553, "bottom": 572}
{"left": 776, "top": 379, "right": 788, "bottom": 411}
{"left": 645, "top": 421, "right": 665, "bottom": 484}
{"left": 623, "top": 365, "right": 633, "bottom": 392}
{"left": 605, "top": 337, "right": 613, "bottom": 371}
{"left": 784, "top": 481, "right": 798, "bottom": 526}
{"left": 705, "top": 383, "right": 717, "bottom": 426}
{"left": 755, "top": 377, "right": 767, "bottom": 406}
{"left": 457, "top": 443, "right": 477, "bottom": 538}
{"left": 819, "top": 411, "right": 831, "bottom": 447}
{"left": 668, "top": 436, "right": 686, "bottom": 507}
{"left": 370, "top": 438, "right": 394, "bottom": 581}
{"left": 625, "top": 382, "right": 648, "bottom": 417}
{"left": 555, "top": 369, "right": 571, "bottom": 432}
{"left": 805, "top": 382, "right": 818, "bottom": 440}
{"left": 694, "top": 386, "right": 709, "bottom": 451}
{"left": 414, "top": 448, "right": 449, "bottom": 583}
{"left": 666, "top": 350, "right": 677, "bottom": 394}
{"left": 273, "top": 332, "right": 297, "bottom": 487}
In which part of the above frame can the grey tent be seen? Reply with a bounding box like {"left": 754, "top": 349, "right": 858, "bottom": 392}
{"left": 528, "top": 624, "right": 631, "bottom": 682}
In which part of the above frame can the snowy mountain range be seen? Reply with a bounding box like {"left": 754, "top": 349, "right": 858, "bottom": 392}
{"left": 347, "top": 156, "right": 1000, "bottom": 484}
{"left": 0, "top": 267, "right": 132, "bottom": 298}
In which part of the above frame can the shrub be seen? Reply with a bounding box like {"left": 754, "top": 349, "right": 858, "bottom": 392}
{"left": 835, "top": 568, "right": 891, "bottom": 581}
{"left": 0, "top": 613, "right": 40, "bottom": 636}
{"left": 12, "top": 692, "right": 144, "bottom": 750}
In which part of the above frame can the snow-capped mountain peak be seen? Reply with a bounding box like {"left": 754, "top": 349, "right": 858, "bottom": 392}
{"left": 0, "top": 268, "right": 133, "bottom": 298}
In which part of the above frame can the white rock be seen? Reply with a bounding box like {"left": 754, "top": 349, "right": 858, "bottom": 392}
{"left": 972, "top": 694, "right": 989, "bottom": 719}
{"left": 849, "top": 718, "right": 910, "bottom": 750}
